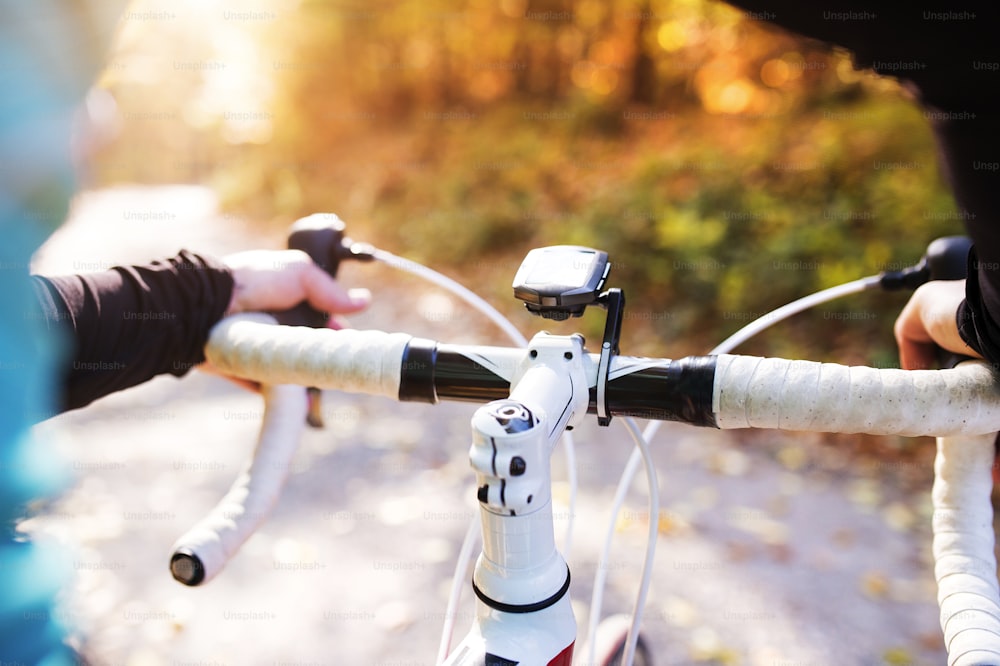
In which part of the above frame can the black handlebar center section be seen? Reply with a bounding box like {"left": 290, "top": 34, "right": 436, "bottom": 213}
{"left": 398, "top": 337, "right": 719, "bottom": 428}
{"left": 398, "top": 337, "right": 439, "bottom": 403}
{"left": 399, "top": 339, "right": 520, "bottom": 405}
{"left": 593, "top": 355, "right": 718, "bottom": 427}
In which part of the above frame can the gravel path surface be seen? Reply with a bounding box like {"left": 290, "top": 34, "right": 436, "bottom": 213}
{"left": 27, "top": 186, "right": 948, "bottom": 665}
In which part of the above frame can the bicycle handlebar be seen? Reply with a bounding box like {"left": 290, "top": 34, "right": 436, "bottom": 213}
{"left": 170, "top": 381, "right": 307, "bottom": 585}
{"left": 204, "top": 315, "right": 1000, "bottom": 438}
{"left": 173, "top": 314, "right": 1000, "bottom": 663}
{"left": 934, "top": 433, "right": 1000, "bottom": 664}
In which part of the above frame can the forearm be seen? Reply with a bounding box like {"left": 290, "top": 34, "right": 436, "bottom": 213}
{"left": 32, "top": 251, "right": 234, "bottom": 411}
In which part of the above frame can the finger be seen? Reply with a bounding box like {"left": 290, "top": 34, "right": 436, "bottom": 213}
{"left": 226, "top": 376, "right": 263, "bottom": 393}
{"left": 895, "top": 317, "right": 937, "bottom": 369}
{"left": 894, "top": 288, "right": 938, "bottom": 369}
{"left": 197, "top": 361, "right": 262, "bottom": 394}
{"left": 897, "top": 338, "right": 938, "bottom": 370}
{"left": 299, "top": 264, "right": 371, "bottom": 315}
{"left": 326, "top": 314, "right": 352, "bottom": 330}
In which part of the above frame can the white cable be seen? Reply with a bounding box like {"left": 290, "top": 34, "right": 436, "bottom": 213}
{"left": 372, "top": 249, "right": 528, "bottom": 348}
{"left": 585, "top": 418, "right": 662, "bottom": 666}
{"left": 585, "top": 432, "right": 641, "bottom": 665}
{"left": 436, "top": 518, "right": 481, "bottom": 665}
{"left": 561, "top": 429, "right": 578, "bottom": 560}
{"left": 712, "top": 276, "right": 880, "bottom": 353}
{"left": 620, "top": 418, "right": 659, "bottom": 665}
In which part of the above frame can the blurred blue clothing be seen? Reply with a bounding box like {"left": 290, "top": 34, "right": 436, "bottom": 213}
{"left": 0, "top": 197, "right": 75, "bottom": 665}
{"left": 0, "top": 2, "right": 124, "bottom": 662}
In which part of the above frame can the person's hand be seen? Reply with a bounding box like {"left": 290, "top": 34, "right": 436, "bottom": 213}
{"left": 894, "top": 280, "right": 979, "bottom": 369}
{"left": 223, "top": 249, "right": 370, "bottom": 327}
{"left": 201, "top": 249, "right": 371, "bottom": 391}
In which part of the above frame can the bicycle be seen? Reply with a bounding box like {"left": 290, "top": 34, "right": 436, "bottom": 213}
{"left": 146, "top": 214, "right": 1000, "bottom": 665}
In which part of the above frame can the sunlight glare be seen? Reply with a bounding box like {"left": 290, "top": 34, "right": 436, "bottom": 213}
{"left": 657, "top": 21, "right": 687, "bottom": 52}
{"left": 760, "top": 59, "right": 790, "bottom": 88}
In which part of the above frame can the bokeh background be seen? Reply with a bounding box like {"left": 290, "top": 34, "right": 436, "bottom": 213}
{"left": 83, "top": 0, "right": 962, "bottom": 361}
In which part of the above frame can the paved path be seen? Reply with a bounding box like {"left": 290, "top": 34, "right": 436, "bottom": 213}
{"left": 28, "top": 186, "right": 947, "bottom": 665}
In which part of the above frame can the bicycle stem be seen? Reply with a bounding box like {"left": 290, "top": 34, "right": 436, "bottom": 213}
{"left": 445, "top": 333, "right": 590, "bottom": 665}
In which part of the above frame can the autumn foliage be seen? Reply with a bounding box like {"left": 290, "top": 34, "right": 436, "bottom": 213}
{"left": 93, "top": 0, "right": 961, "bottom": 361}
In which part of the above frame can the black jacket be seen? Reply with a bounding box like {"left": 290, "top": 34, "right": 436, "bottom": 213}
{"left": 32, "top": 251, "right": 233, "bottom": 411}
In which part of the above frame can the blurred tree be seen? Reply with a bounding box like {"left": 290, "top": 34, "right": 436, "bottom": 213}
{"left": 630, "top": 1, "right": 657, "bottom": 105}
{"left": 89, "top": 0, "right": 960, "bottom": 361}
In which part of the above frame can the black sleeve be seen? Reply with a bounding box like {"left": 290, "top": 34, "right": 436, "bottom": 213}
{"left": 723, "top": 0, "right": 1000, "bottom": 364}
{"left": 31, "top": 251, "right": 234, "bottom": 412}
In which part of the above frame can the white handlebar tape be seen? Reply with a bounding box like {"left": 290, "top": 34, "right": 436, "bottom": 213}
{"left": 933, "top": 433, "right": 1000, "bottom": 664}
{"left": 713, "top": 355, "right": 1000, "bottom": 437}
{"left": 170, "top": 316, "right": 409, "bottom": 586}
{"left": 171, "top": 383, "right": 307, "bottom": 585}
{"left": 205, "top": 315, "right": 410, "bottom": 399}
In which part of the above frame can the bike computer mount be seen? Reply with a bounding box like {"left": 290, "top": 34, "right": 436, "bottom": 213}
{"left": 512, "top": 245, "right": 624, "bottom": 426}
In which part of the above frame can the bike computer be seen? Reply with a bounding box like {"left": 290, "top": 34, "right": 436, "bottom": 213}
{"left": 512, "top": 245, "right": 610, "bottom": 320}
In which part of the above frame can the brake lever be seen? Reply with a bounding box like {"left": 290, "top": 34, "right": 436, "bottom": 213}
{"left": 272, "top": 213, "right": 372, "bottom": 427}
